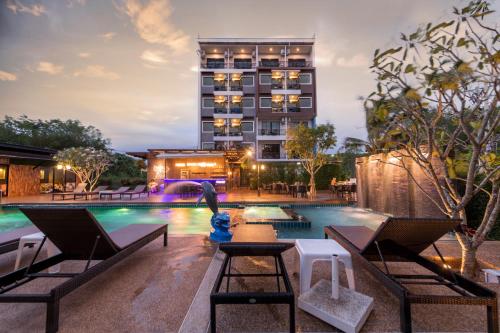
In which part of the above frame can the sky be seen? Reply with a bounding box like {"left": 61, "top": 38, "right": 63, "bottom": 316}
{"left": 0, "top": 0, "right": 498, "bottom": 153}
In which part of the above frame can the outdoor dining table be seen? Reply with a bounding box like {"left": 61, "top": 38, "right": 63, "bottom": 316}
{"left": 210, "top": 225, "right": 296, "bottom": 333}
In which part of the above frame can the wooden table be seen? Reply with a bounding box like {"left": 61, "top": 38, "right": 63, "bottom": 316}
{"left": 211, "top": 225, "right": 296, "bottom": 332}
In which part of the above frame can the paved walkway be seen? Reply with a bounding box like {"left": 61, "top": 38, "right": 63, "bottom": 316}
{"left": 1, "top": 189, "right": 351, "bottom": 205}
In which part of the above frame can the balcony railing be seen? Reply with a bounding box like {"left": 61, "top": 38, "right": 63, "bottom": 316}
{"left": 271, "top": 106, "right": 285, "bottom": 113}
{"left": 258, "top": 61, "right": 313, "bottom": 68}
{"left": 214, "top": 84, "right": 227, "bottom": 91}
{"left": 230, "top": 84, "right": 242, "bottom": 91}
{"left": 230, "top": 107, "right": 242, "bottom": 114}
{"left": 200, "top": 62, "right": 256, "bottom": 69}
{"left": 214, "top": 131, "right": 227, "bottom": 136}
{"left": 271, "top": 82, "right": 284, "bottom": 89}
{"left": 287, "top": 82, "right": 300, "bottom": 89}
{"left": 214, "top": 107, "right": 227, "bottom": 114}
{"left": 228, "top": 130, "right": 242, "bottom": 136}
{"left": 260, "top": 151, "right": 282, "bottom": 159}
{"left": 259, "top": 129, "right": 286, "bottom": 136}
{"left": 287, "top": 106, "right": 301, "bottom": 113}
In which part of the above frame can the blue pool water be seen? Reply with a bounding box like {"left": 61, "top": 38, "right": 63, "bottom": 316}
{"left": 0, "top": 206, "right": 387, "bottom": 239}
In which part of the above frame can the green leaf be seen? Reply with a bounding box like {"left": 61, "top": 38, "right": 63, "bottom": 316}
{"left": 404, "top": 64, "right": 415, "bottom": 73}
{"left": 457, "top": 38, "right": 468, "bottom": 47}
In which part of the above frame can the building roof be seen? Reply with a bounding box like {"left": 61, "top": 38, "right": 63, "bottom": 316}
{"left": 0, "top": 142, "right": 57, "bottom": 165}
{"left": 198, "top": 37, "right": 315, "bottom": 45}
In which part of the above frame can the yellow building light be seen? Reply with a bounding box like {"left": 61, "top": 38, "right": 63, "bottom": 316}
{"left": 272, "top": 95, "right": 284, "bottom": 103}
{"left": 231, "top": 95, "right": 242, "bottom": 103}
{"left": 288, "top": 71, "right": 299, "bottom": 79}
{"left": 271, "top": 71, "right": 283, "bottom": 79}
{"left": 214, "top": 73, "right": 226, "bottom": 81}
{"left": 175, "top": 163, "right": 186, "bottom": 167}
{"left": 231, "top": 73, "right": 241, "bottom": 81}
{"left": 215, "top": 95, "right": 226, "bottom": 103}
{"left": 288, "top": 95, "right": 299, "bottom": 103}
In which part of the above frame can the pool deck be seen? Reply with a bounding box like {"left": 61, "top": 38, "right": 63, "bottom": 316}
{"left": 0, "top": 234, "right": 498, "bottom": 332}
{"left": 0, "top": 189, "right": 351, "bottom": 206}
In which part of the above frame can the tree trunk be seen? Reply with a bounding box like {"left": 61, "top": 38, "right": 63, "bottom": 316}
{"left": 309, "top": 175, "right": 316, "bottom": 200}
{"left": 460, "top": 245, "right": 477, "bottom": 278}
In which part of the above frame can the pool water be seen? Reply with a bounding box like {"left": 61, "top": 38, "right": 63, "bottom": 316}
{"left": 277, "top": 206, "right": 387, "bottom": 239}
{"left": 0, "top": 206, "right": 387, "bottom": 239}
{"left": 243, "top": 206, "right": 290, "bottom": 220}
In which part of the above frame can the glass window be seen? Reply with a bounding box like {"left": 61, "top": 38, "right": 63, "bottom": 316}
{"left": 299, "top": 73, "right": 312, "bottom": 84}
{"left": 259, "top": 74, "right": 272, "bottom": 85}
{"left": 242, "top": 75, "right": 254, "bottom": 86}
{"left": 202, "top": 142, "right": 215, "bottom": 149}
{"left": 202, "top": 76, "right": 214, "bottom": 86}
{"left": 202, "top": 121, "right": 214, "bottom": 132}
{"left": 260, "top": 97, "right": 272, "bottom": 108}
{"left": 241, "top": 121, "right": 254, "bottom": 132}
{"left": 299, "top": 97, "right": 312, "bottom": 108}
{"left": 202, "top": 97, "right": 214, "bottom": 108}
{"left": 242, "top": 97, "right": 254, "bottom": 108}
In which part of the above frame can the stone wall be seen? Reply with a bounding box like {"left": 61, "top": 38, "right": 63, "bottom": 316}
{"left": 8, "top": 164, "right": 41, "bottom": 197}
{"left": 356, "top": 152, "right": 446, "bottom": 218}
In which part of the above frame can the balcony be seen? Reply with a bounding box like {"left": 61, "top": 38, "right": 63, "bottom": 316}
{"left": 200, "top": 62, "right": 256, "bottom": 69}
{"left": 214, "top": 84, "right": 227, "bottom": 91}
{"left": 287, "top": 82, "right": 300, "bottom": 90}
{"left": 271, "top": 82, "right": 284, "bottom": 89}
{"left": 258, "top": 60, "right": 313, "bottom": 68}
{"left": 229, "top": 84, "right": 242, "bottom": 91}
{"left": 230, "top": 106, "right": 242, "bottom": 114}
{"left": 214, "top": 107, "right": 227, "bottom": 114}
{"left": 271, "top": 106, "right": 285, "bottom": 113}
{"left": 259, "top": 129, "right": 285, "bottom": 136}
{"left": 287, "top": 106, "right": 300, "bottom": 113}
{"left": 204, "top": 61, "right": 225, "bottom": 69}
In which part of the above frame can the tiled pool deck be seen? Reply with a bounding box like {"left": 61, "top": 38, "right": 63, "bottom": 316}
{"left": 0, "top": 234, "right": 498, "bottom": 332}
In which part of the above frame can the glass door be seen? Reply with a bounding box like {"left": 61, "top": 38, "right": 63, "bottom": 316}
{"left": 0, "top": 165, "right": 8, "bottom": 196}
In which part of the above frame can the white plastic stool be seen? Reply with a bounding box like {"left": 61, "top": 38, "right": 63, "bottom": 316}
{"left": 295, "top": 239, "right": 355, "bottom": 296}
{"left": 14, "top": 232, "right": 60, "bottom": 272}
{"left": 483, "top": 269, "right": 500, "bottom": 283}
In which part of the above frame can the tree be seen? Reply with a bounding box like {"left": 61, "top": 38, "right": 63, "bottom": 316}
{"left": 55, "top": 147, "right": 112, "bottom": 191}
{"left": 285, "top": 123, "right": 337, "bottom": 199}
{"left": 0, "top": 115, "right": 110, "bottom": 150}
{"left": 367, "top": 0, "right": 499, "bottom": 277}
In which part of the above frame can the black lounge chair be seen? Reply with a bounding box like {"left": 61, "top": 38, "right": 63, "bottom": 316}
{"left": 73, "top": 185, "right": 109, "bottom": 200}
{"left": 0, "top": 208, "right": 168, "bottom": 333}
{"left": 0, "top": 226, "right": 40, "bottom": 255}
{"left": 51, "top": 183, "right": 87, "bottom": 200}
{"left": 99, "top": 186, "right": 129, "bottom": 200}
{"left": 324, "top": 218, "right": 498, "bottom": 333}
{"left": 120, "top": 185, "right": 149, "bottom": 200}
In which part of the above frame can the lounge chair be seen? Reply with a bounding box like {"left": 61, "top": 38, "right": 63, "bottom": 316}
{"left": 99, "top": 186, "right": 129, "bottom": 200}
{"left": 120, "top": 185, "right": 149, "bottom": 200}
{"left": 324, "top": 218, "right": 498, "bottom": 333}
{"left": 0, "top": 208, "right": 168, "bottom": 333}
{"left": 73, "top": 185, "right": 109, "bottom": 200}
{"left": 0, "top": 226, "right": 40, "bottom": 255}
{"left": 51, "top": 183, "right": 87, "bottom": 200}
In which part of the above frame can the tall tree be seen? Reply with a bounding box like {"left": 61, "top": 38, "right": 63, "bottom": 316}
{"left": 367, "top": 0, "right": 499, "bottom": 277}
{"left": 285, "top": 123, "right": 337, "bottom": 199}
{"left": 0, "top": 115, "right": 110, "bottom": 150}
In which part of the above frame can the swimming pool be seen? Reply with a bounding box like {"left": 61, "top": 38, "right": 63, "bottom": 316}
{"left": 0, "top": 206, "right": 387, "bottom": 239}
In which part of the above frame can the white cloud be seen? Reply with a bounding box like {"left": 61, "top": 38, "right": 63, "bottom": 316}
{"left": 314, "top": 43, "right": 336, "bottom": 67}
{"left": 66, "top": 0, "right": 87, "bottom": 7}
{"left": 74, "top": 65, "right": 120, "bottom": 80}
{"left": 6, "top": 0, "right": 46, "bottom": 16}
{"left": 0, "top": 70, "right": 17, "bottom": 81}
{"left": 37, "top": 62, "right": 64, "bottom": 75}
{"left": 117, "top": 0, "right": 189, "bottom": 53}
{"left": 78, "top": 52, "right": 91, "bottom": 58}
{"left": 336, "top": 53, "right": 370, "bottom": 68}
{"left": 100, "top": 32, "right": 116, "bottom": 40}
{"left": 140, "top": 49, "right": 168, "bottom": 64}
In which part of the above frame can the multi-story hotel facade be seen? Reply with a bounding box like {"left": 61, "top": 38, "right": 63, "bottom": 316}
{"left": 197, "top": 37, "right": 317, "bottom": 161}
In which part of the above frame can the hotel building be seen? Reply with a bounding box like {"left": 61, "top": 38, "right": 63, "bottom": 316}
{"left": 197, "top": 37, "right": 317, "bottom": 161}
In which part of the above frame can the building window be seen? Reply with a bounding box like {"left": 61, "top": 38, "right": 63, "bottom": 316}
{"left": 242, "top": 75, "right": 254, "bottom": 86}
{"left": 299, "top": 97, "right": 312, "bottom": 108}
{"left": 202, "top": 97, "right": 214, "bottom": 108}
{"left": 202, "top": 76, "right": 214, "bottom": 86}
{"left": 202, "top": 121, "right": 214, "bottom": 132}
{"left": 259, "top": 73, "right": 272, "bottom": 85}
{"left": 241, "top": 121, "right": 254, "bottom": 132}
{"left": 299, "top": 73, "right": 312, "bottom": 84}
{"left": 206, "top": 58, "right": 225, "bottom": 69}
{"left": 259, "top": 97, "right": 272, "bottom": 108}
{"left": 202, "top": 142, "right": 215, "bottom": 149}
{"left": 242, "top": 97, "right": 255, "bottom": 108}
{"left": 234, "top": 58, "right": 252, "bottom": 69}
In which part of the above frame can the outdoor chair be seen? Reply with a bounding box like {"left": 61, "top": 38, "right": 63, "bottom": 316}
{"left": 120, "top": 185, "right": 148, "bottom": 200}
{"left": 51, "top": 183, "right": 87, "bottom": 201}
{"left": 324, "top": 218, "right": 498, "bottom": 333}
{"left": 0, "top": 226, "right": 40, "bottom": 255}
{"left": 73, "top": 185, "right": 109, "bottom": 200}
{"left": 0, "top": 208, "right": 168, "bottom": 333}
{"left": 99, "top": 186, "right": 129, "bottom": 200}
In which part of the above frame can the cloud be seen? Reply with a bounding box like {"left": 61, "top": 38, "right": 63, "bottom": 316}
{"left": 314, "top": 43, "right": 336, "bottom": 67}
{"left": 66, "top": 0, "right": 86, "bottom": 7}
{"left": 100, "top": 32, "right": 116, "bottom": 40}
{"left": 336, "top": 53, "right": 370, "bottom": 68}
{"left": 140, "top": 49, "right": 168, "bottom": 64}
{"left": 117, "top": 0, "right": 189, "bottom": 53}
{"left": 0, "top": 70, "right": 17, "bottom": 81}
{"left": 6, "top": 0, "right": 46, "bottom": 16}
{"left": 37, "top": 62, "right": 64, "bottom": 75}
{"left": 74, "top": 65, "right": 120, "bottom": 80}
{"left": 78, "top": 52, "right": 91, "bottom": 58}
